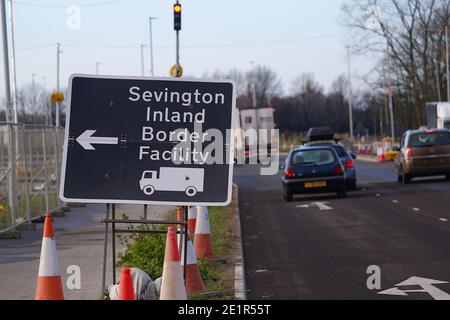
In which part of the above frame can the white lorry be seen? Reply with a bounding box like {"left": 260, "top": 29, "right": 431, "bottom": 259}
{"left": 139, "top": 167, "right": 204, "bottom": 197}
{"left": 426, "top": 102, "right": 450, "bottom": 129}
{"left": 235, "top": 106, "right": 276, "bottom": 163}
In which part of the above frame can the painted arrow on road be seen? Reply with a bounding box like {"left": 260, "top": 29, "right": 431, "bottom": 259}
{"left": 378, "top": 276, "right": 450, "bottom": 300}
{"left": 76, "top": 130, "right": 119, "bottom": 150}
{"left": 296, "top": 202, "right": 333, "bottom": 211}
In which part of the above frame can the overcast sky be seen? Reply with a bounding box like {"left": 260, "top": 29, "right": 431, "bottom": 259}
{"left": 0, "top": 0, "right": 373, "bottom": 96}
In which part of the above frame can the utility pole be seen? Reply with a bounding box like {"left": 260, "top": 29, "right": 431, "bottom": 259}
{"left": 148, "top": 17, "right": 157, "bottom": 76}
{"left": 56, "top": 42, "right": 61, "bottom": 128}
{"left": 386, "top": 43, "right": 395, "bottom": 144}
{"left": 8, "top": 0, "right": 17, "bottom": 123}
{"left": 446, "top": 26, "right": 450, "bottom": 102}
{"left": 140, "top": 44, "right": 146, "bottom": 76}
{"left": 347, "top": 46, "right": 354, "bottom": 141}
{"left": 1, "top": 0, "right": 17, "bottom": 228}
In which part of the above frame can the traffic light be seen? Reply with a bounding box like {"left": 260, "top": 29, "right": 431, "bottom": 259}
{"left": 174, "top": 3, "right": 181, "bottom": 31}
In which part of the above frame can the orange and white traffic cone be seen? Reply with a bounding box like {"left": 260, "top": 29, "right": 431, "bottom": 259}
{"left": 35, "top": 213, "right": 64, "bottom": 300}
{"left": 188, "top": 206, "right": 197, "bottom": 239}
{"left": 194, "top": 206, "right": 215, "bottom": 259}
{"left": 118, "top": 268, "right": 135, "bottom": 300}
{"left": 378, "top": 145, "right": 386, "bottom": 162}
{"left": 181, "top": 233, "right": 206, "bottom": 294}
{"left": 160, "top": 227, "right": 187, "bottom": 300}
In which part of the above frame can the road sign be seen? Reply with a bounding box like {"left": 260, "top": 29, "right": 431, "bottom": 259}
{"left": 60, "top": 74, "right": 236, "bottom": 206}
{"left": 170, "top": 64, "right": 183, "bottom": 77}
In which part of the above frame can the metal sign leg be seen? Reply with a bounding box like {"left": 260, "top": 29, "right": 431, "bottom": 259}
{"left": 101, "top": 203, "right": 110, "bottom": 298}
{"left": 183, "top": 206, "right": 188, "bottom": 284}
{"left": 112, "top": 203, "right": 116, "bottom": 284}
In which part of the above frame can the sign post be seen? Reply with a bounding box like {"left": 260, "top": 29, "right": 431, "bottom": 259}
{"left": 60, "top": 74, "right": 236, "bottom": 206}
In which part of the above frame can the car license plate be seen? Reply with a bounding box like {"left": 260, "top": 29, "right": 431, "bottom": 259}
{"left": 305, "top": 181, "right": 327, "bottom": 188}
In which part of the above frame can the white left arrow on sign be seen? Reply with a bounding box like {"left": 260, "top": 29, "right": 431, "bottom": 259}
{"left": 76, "top": 130, "right": 119, "bottom": 150}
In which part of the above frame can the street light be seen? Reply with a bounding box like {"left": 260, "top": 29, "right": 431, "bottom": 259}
{"left": 347, "top": 46, "right": 354, "bottom": 141}
{"left": 96, "top": 62, "right": 102, "bottom": 75}
{"left": 148, "top": 17, "right": 157, "bottom": 77}
{"left": 249, "top": 61, "right": 257, "bottom": 108}
{"left": 140, "top": 44, "right": 147, "bottom": 76}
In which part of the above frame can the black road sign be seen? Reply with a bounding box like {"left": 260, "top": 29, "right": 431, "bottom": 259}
{"left": 60, "top": 74, "right": 236, "bottom": 206}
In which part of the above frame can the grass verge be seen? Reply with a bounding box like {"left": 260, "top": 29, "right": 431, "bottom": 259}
{"left": 117, "top": 188, "right": 237, "bottom": 300}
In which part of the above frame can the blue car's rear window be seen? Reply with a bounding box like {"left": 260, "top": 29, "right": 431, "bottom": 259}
{"left": 291, "top": 149, "right": 336, "bottom": 166}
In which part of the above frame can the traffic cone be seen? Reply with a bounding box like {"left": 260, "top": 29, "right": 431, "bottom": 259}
{"left": 35, "top": 213, "right": 64, "bottom": 300}
{"left": 160, "top": 227, "right": 187, "bottom": 300}
{"left": 378, "top": 145, "right": 386, "bottom": 162}
{"left": 118, "top": 268, "right": 135, "bottom": 300}
{"left": 188, "top": 206, "right": 197, "bottom": 239}
{"left": 181, "top": 233, "right": 206, "bottom": 294}
{"left": 194, "top": 206, "right": 215, "bottom": 259}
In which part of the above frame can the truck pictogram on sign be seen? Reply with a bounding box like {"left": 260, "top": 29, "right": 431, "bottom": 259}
{"left": 139, "top": 167, "right": 205, "bottom": 197}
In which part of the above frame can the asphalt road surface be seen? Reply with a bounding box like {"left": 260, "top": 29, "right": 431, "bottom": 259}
{"left": 234, "top": 159, "right": 450, "bottom": 300}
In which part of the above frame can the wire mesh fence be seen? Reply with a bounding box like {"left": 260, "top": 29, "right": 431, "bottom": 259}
{"left": 0, "top": 123, "right": 64, "bottom": 234}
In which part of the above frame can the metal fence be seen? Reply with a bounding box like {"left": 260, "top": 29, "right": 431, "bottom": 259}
{"left": 0, "top": 123, "right": 64, "bottom": 235}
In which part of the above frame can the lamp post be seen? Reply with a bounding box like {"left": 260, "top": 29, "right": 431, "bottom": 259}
{"left": 148, "top": 17, "right": 157, "bottom": 76}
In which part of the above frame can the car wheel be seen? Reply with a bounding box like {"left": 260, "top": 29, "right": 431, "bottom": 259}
{"left": 402, "top": 172, "right": 411, "bottom": 184}
{"left": 143, "top": 185, "right": 155, "bottom": 196}
{"left": 397, "top": 172, "right": 402, "bottom": 183}
{"left": 337, "top": 188, "right": 347, "bottom": 198}
{"left": 445, "top": 174, "right": 450, "bottom": 181}
{"left": 185, "top": 186, "right": 197, "bottom": 197}
{"left": 350, "top": 181, "right": 357, "bottom": 191}
{"left": 283, "top": 186, "right": 293, "bottom": 202}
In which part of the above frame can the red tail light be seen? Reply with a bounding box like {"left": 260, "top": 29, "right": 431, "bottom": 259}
{"left": 404, "top": 147, "right": 412, "bottom": 159}
{"left": 334, "top": 165, "right": 344, "bottom": 175}
{"left": 345, "top": 159, "right": 354, "bottom": 168}
{"left": 284, "top": 168, "right": 296, "bottom": 178}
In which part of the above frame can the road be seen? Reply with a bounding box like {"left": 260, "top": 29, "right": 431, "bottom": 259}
{"left": 234, "top": 159, "right": 450, "bottom": 300}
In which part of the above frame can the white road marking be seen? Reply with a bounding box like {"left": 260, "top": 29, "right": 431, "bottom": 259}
{"left": 412, "top": 208, "right": 421, "bottom": 212}
{"left": 440, "top": 218, "right": 448, "bottom": 222}
{"left": 296, "top": 202, "right": 333, "bottom": 211}
{"left": 312, "top": 202, "right": 333, "bottom": 211}
{"left": 376, "top": 194, "right": 381, "bottom": 197}
{"left": 255, "top": 269, "right": 268, "bottom": 273}
{"left": 378, "top": 276, "right": 450, "bottom": 300}
{"left": 392, "top": 200, "right": 399, "bottom": 204}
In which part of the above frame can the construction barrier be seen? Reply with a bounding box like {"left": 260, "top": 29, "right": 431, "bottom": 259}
{"left": 0, "top": 123, "right": 64, "bottom": 237}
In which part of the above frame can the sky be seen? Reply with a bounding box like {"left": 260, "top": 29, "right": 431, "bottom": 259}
{"left": 0, "top": 0, "right": 373, "bottom": 97}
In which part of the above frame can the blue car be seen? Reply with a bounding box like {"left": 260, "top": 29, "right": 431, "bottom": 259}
{"left": 281, "top": 146, "right": 347, "bottom": 202}
{"left": 306, "top": 141, "right": 357, "bottom": 190}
